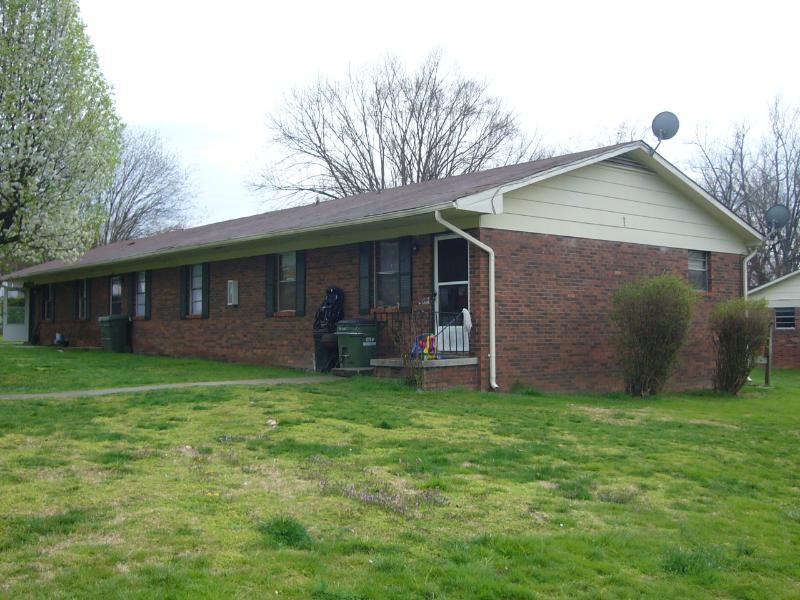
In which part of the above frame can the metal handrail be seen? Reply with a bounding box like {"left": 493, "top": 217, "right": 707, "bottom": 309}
{"left": 433, "top": 310, "right": 470, "bottom": 354}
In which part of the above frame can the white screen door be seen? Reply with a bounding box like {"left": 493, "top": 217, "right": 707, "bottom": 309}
{"left": 2, "top": 287, "right": 29, "bottom": 342}
{"left": 434, "top": 236, "right": 469, "bottom": 352}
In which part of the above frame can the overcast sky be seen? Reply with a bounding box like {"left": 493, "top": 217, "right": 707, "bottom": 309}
{"left": 78, "top": 0, "right": 800, "bottom": 226}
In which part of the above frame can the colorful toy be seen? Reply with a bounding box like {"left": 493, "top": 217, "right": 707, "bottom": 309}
{"left": 412, "top": 334, "right": 437, "bottom": 360}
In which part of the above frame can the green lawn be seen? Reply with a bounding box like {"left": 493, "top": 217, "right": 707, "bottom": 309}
{"left": 0, "top": 343, "right": 309, "bottom": 393}
{"left": 0, "top": 349, "right": 798, "bottom": 598}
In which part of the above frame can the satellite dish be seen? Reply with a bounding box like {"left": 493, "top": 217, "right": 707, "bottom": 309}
{"left": 650, "top": 111, "right": 680, "bottom": 155}
{"left": 652, "top": 112, "right": 680, "bottom": 141}
{"left": 765, "top": 204, "right": 790, "bottom": 234}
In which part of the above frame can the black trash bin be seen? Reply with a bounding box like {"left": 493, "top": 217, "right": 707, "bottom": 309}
{"left": 98, "top": 315, "right": 130, "bottom": 352}
{"left": 313, "top": 330, "right": 339, "bottom": 372}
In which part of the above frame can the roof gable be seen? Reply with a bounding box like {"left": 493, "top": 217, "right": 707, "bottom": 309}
{"left": 750, "top": 270, "right": 800, "bottom": 306}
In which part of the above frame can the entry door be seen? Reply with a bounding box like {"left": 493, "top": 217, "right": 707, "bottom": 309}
{"left": 2, "top": 287, "right": 29, "bottom": 342}
{"left": 434, "top": 236, "right": 469, "bottom": 352}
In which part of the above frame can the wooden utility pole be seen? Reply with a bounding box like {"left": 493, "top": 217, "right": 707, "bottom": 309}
{"left": 765, "top": 325, "right": 773, "bottom": 387}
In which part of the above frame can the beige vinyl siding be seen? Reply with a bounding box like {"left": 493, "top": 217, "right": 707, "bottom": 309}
{"left": 750, "top": 275, "right": 800, "bottom": 308}
{"left": 480, "top": 162, "right": 749, "bottom": 254}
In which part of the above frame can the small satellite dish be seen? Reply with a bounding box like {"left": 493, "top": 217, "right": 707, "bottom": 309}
{"left": 650, "top": 111, "right": 680, "bottom": 155}
{"left": 765, "top": 204, "right": 790, "bottom": 234}
{"left": 652, "top": 111, "right": 680, "bottom": 142}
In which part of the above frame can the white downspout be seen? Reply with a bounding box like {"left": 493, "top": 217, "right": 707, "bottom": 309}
{"left": 743, "top": 246, "right": 759, "bottom": 300}
{"left": 434, "top": 210, "right": 499, "bottom": 390}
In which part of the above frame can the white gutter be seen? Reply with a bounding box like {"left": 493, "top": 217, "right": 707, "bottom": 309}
{"left": 743, "top": 246, "right": 760, "bottom": 300}
{"left": 434, "top": 210, "right": 499, "bottom": 391}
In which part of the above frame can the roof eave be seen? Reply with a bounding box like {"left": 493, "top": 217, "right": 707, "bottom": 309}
{"left": 749, "top": 268, "right": 800, "bottom": 295}
{"left": 3, "top": 201, "right": 458, "bottom": 284}
{"left": 454, "top": 141, "right": 764, "bottom": 248}
{"left": 638, "top": 148, "right": 763, "bottom": 245}
{"left": 455, "top": 142, "right": 647, "bottom": 213}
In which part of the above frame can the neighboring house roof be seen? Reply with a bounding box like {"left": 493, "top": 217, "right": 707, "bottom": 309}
{"left": 3, "top": 141, "right": 762, "bottom": 284}
{"left": 749, "top": 269, "right": 800, "bottom": 307}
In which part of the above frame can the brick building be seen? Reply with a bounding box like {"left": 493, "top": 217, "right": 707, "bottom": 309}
{"left": 2, "top": 142, "right": 762, "bottom": 392}
{"left": 749, "top": 271, "right": 800, "bottom": 368}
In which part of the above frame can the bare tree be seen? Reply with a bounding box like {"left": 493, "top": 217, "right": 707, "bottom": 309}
{"left": 97, "top": 128, "right": 193, "bottom": 245}
{"left": 600, "top": 121, "right": 650, "bottom": 145}
{"left": 691, "top": 99, "right": 800, "bottom": 287}
{"left": 254, "top": 51, "right": 548, "bottom": 204}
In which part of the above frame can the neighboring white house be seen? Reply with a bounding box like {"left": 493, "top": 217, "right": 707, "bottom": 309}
{"left": 750, "top": 271, "right": 800, "bottom": 367}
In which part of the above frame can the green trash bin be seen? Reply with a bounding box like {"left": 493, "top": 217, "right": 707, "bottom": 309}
{"left": 98, "top": 315, "right": 130, "bottom": 352}
{"left": 335, "top": 319, "right": 378, "bottom": 368}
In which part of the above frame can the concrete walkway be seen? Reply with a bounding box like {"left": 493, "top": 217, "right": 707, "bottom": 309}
{"left": 0, "top": 376, "right": 337, "bottom": 400}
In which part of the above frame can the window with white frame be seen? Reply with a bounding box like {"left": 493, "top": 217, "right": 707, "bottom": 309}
{"left": 278, "top": 252, "right": 296, "bottom": 311}
{"left": 180, "top": 264, "right": 208, "bottom": 319}
{"left": 357, "top": 238, "right": 412, "bottom": 314}
{"left": 227, "top": 279, "right": 239, "bottom": 307}
{"left": 775, "top": 307, "right": 796, "bottom": 329}
{"left": 41, "top": 284, "right": 54, "bottom": 321}
{"left": 376, "top": 240, "right": 400, "bottom": 308}
{"left": 190, "top": 264, "right": 204, "bottom": 316}
{"left": 134, "top": 271, "right": 149, "bottom": 318}
{"left": 110, "top": 276, "right": 123, "bottom": 315}
{"left": 75, "top": 279, "right": 90, "bottom": 320}
{"left": 688, "top": 250, "right": 709, "bottom": 291}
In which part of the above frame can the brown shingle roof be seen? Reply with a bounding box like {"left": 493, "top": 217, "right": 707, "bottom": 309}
{"left": 3, "top": 143, "right": 637, "bottom": 281}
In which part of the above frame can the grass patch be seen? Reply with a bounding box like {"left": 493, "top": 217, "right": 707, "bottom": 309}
{"left": 0, "top": 350, "right": 799, "bottom": 598}
{"left": 257, "top": 516, "right": 314, "bottom": 549}
{"left": 0, "top": 344, "right": 311, "bottom": 393}
{"left": 1, "top": 509, "right": 95, "bottom": 551}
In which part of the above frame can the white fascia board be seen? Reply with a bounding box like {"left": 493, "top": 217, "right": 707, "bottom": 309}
{"left": 454, "top": 142, "right": 649, "bottom": 215}
{"left": 641, "top": 150, "right": 763, "bottom": 245}
{"left": 749, "top": 269, "right": 800, "bottom": 296}
{"left": 455, "top": 141, "right": 764, "bottom": 247}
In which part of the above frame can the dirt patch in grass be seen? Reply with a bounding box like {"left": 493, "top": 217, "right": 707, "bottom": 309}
{"left": 685, "top": 418, "right": 740, "bottom": 429}
{"left": 568, "top": 404, "right": 648, "bottom": 425}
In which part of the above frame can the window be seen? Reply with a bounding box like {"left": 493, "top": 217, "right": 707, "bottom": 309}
{"left": 358, "top": 237, "right": 412, "bottom": 314}
{"left": 376, "top": 240, "right": 400, "bottom": 308}
{"left": 41, "top": 284, "right": 54, "bottom": 321}
{"left": 775, "top": 307, "right": 796, "bottom": 329}
{"left": 688, "top": 250, "right": 709, "bottom": 291}
{"left": 180, "top": 264, "right": 209, "bottom": 319}
{"left": 133, "top": 271, "right": 150, "bottom": 319}
{"left": 278, "top": 252, "right": 297, "bottom": 311}
{"left": 110, "top": 276, "right": 123, "bottom": 315}
{"left": 227, "top": 280, "right": 239, "bottom": 307}
{"left": 190, "top": 265, "right": 204, "bottom": 316}
{"left": 436, "top": 236, "right": 469, "bottom": 315}
{"left": 74, "top": 279, "right": 90, "bottom": 320}
{"left": 265, "top": 251, "right": 305, "bottom": 316}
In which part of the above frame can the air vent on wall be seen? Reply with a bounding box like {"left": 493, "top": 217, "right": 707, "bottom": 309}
{"left": 605, "top": 156, "right": 655, "bottom": 173}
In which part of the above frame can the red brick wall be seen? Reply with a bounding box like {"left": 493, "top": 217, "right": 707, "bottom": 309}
{"left": 373, "top": 362, "right": 480, "bottom": 390}
{"left": 33, "top": 230, "right": 745, "bottom": 393}
{"left": 771, "top": 311, "right": 800, "bottom": 367}
{"left": 34, "top": 239, "right": 439, "bottom": 370}
{"left": 473, "top": 230, "right": 743, "bottom": 392}
{"left": 131, "top": 246, "right": 368, "bottom": 368}
{"left": 33, "top": 278, "right": 112, "bottom": 346}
